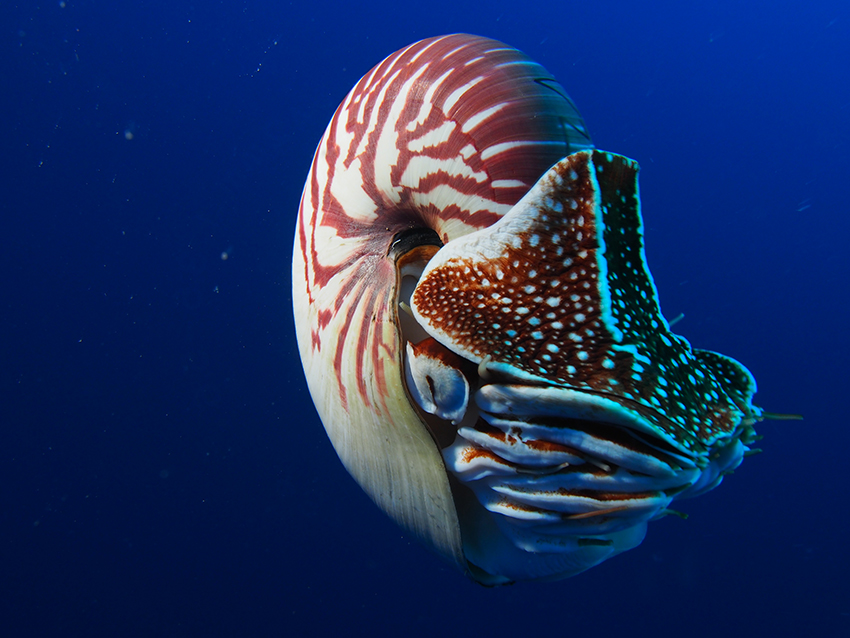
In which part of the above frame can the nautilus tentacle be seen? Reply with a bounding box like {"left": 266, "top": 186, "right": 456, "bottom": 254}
{"left": 293, "top": 34, "right": 764, "bottom": 584}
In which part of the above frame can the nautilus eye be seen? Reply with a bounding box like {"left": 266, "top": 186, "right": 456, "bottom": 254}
{"left": 292, "top": 34, "right": 771, "bottom": 585}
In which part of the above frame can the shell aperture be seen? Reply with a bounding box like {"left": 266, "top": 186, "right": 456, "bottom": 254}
{"left": 293, "top": 34, "right": 765, "bottom": 584}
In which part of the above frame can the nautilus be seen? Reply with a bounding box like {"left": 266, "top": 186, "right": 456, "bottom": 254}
{"left": 292, "top": 34, "right": 770, "bottom": 584}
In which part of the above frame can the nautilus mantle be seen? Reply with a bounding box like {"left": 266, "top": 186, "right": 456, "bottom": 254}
{"left": 292, "top": 34, "right": 765, "bottom": 585}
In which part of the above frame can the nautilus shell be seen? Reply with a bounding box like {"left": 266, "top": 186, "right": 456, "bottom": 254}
{"left": 292, "top": 34, "right": 765, "bottom": 584}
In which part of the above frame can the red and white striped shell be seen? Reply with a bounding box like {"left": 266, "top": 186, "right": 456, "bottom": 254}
{"left": 292, "top": 34, "right": 764, "bottom": 584}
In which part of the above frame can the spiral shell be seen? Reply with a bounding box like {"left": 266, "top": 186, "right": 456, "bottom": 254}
{"left": 292, "top": 34, "right": 762, "bottom": 584}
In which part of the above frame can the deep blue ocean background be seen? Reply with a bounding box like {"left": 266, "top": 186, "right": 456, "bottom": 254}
{"left": 2, "top": 1, "right": 848, "bottom": 636}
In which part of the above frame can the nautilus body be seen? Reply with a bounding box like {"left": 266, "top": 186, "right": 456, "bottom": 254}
{"left": 293, "top": 34, "right": 764, "bottom": 584}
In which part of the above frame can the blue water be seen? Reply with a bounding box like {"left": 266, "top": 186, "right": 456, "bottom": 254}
{"left": 2, "top": 1, "right": 848, "bottom": 636}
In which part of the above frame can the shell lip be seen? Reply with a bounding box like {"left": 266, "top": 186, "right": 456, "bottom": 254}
{"left": 388, "top": 227, "right": 444, "bottom": 259}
